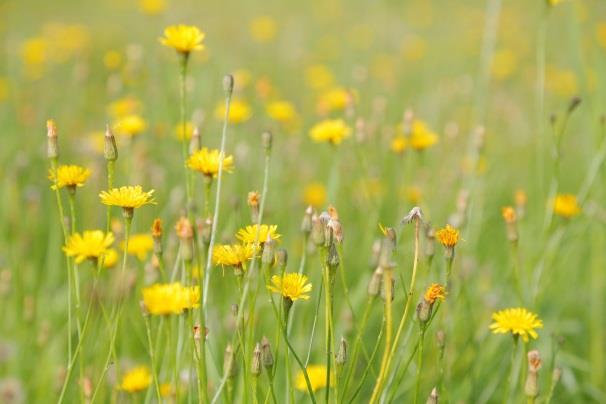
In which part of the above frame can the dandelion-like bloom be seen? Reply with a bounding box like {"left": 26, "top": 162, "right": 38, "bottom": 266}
{"left": 113, "top": 114, "right": 147, "bottom": 137}
{"left": 159, "top": 25, "right": 205, "bottom": 54}
{"left": 316, "top": 87, "right": 351, "bottom": 115}
{"left": 249, "top": 16, "right": 278, "bottom": 43}
{"left": 187, "top": 148, "right": 235, "bottom": 178}
{"left": 48, "top": 165, "right": 91, "bottom": 190}
{"left": 212, "top": 244, "right": 258, "bottom": 269}
{"left": 103, "top": 248, "right": 119, "bottom": 268}
{"left": 435, "top": 224, "right": 459, "bottom": 248}
{"left": 409, "top": 120, "right": 438, "bottom": 151}
{"left": 390, "top": 135, "right": 407, "bottom": 154}
{"left": 295, "top": 365, "right": 333, "bottom": 392}
{"left": 268, "top": 273, "right": 312, "bottom": 301}
{"left": 309, "top": 119, "right": 352, "bottom": 145}
{"left": 552, "top": 193, "right": 581, "bottom": 218}
{"left": 99, "top": 186, "right": 156, "bottom": 209}
{"left": 142, "top": 282, "right": 200, "bottom": 315}
{"left": 303, "top": 182, "right": 327, "bottom": 208}
{"left": 121, "top": 234, "right": 153, "bottom": 261}
{"left": 236, "top": 224, "right": 281, "bottom": 244}
{"left": 502, "top": 206, "right": 517, "bottom": 223}
{"left": 175, "top": 121, "right": 194, "bottom": 140}
{"left": 214, "top": 99, "right": 252, "bottom": 124}
{"left": 266, "top": 100, "right": 297, "bottom": 124}
{"left": 63, "top": 230, "right": 115, "bottom": 264}
{"left": 119, "top": 366, "right": 152, "bottom": 393}
{"left": 490, "top": 307, "right": 543, "bottom": 342}
{"left": 424, "top": 283, "right": 446, "bottom": 304}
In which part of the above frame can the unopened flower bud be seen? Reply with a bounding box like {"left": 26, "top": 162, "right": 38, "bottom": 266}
{"left": 327, "top": 243, "right": 340, "bottom": 268}
{"left": 368, "top": 267, "right": 382, "bottom": 297}
{"left": 436, "top": 330, "right": 446, "bottom": 348}
{"left": 223, "top": 74, "right": 234, "bottom": 96}
{"left": 311, "top": 214, "right": 325, "bottom": 246}
{"left": 369, "top": 239, "right": 381, "bottom": 268}
{"left": 251, "top": 343, "right": 262, "bottom": 377}
{"left": 262, "top": 130, "right": 272, "bottom": 154}
{"left": 175, "top": 217, "right": 194, "bottom": 262}
{"left": 223, "top": 344, "right": 237, "bottom": 378}
{"left": 416, "top": 297, "right": 432, "bottom": 324}
{"left": 275, "top": 248, "right": 288, "bottom": 269}
{"left": 201, "top": 217, "right": 212, "bottom": 244}
{"left": 46, "top": 119, "right": 59, "bottom": 160}
{"left": 501, "top": 206, "right": 518, "bottom": 243}
{"left": 104, "top": 124, "right": 118, "bottom": 161}
{"left": 189, "top": 126, "right": 202, "bottom": 154}
{"left": 425, "top": 387, "right": 439, "bottom": 404}
{"left": 247, "top": 191, "right": 260, "bottom": 223}
{"left": 301, "top": 206, "right": 313, "bottom": 235}
{"left": 378, "top": 230, "right": 396, "bottom": 269}
{"left": 151, "top": 218, "right": 163, "bottom": 255}
{"left": 425, "top": 225, "right": 435, "bottom": 259}
{"left": 262, "top": 238, "right": 275, "bottom": 266}
{"left": 261, "top": 336, "right": 274, "bottom": 369}
{"left": 327, "top": 218, "right": 343, "bottom": 244}
{"left": 525, "top": 349, "right": 542, "bottom": 399}
{"left": 336, "top": 337, "right": 348, "bottom": 366}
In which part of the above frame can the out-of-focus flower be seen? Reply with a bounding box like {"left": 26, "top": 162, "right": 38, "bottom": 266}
{"left": 139, "top": 0, "right": 166, "bottom": 15}
{"left": 103, "top": 50, "right": 123, "bottom": 71}
{"left": 214, "top": 99, "right": 252, "bottom": 124}
{"left": 113, "top": 114, "right": 147, "bottom": 137}
{"left": 390, "top": 135, "right": 407, "bottom": 154}
{"left": 187, "top": 148, "right": 234, "bottom": 178}
{"left": 175, "top": 121, "right": 194, "bottom": 140}
{"left": 309, "top": 119, "right": 351, "bottom": 145}
{"left": 121, "top": 234, "right": 153, "bottom": 261}
{"left": 409, "top": 120, "right": 439, "bottom": 151}
{"left": 552, "top": 194, "right": 581, "bottom": 218}
{"left": 266, "top": 100, "right": 298, "bottom": 125}
{"left": 0, "top": 78, "right": 9, "bottom": 102}
{"left": 546, "top": 66, "right": 577, "bottom": 97}
{"left": 108, "top": 97, "right": 142, "bottom": 118}
{"left": 142, "top": 283, "right": 200, "bottom": 315}
{"left": 119, "top": 366, "right": 152, "bottom": 392}
{"left": 316, "top": 87, "right": 352, "bottom": 115}
{"left": 305, "top": 64, "right": 334, "bottom": 91}
{"left": 491, "top": 49, "right": 518, "bottom": 80}
{"left": 303, "top": 182, "right": 327, "bottom": 208}
{"left": 295, "top": 364, "right": 333, "bottom": 392}
{"left": 249, "top": 16, "right": 277, "bottom": 43}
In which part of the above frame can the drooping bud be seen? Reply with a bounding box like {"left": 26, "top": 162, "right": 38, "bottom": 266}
{"left": 251, "top": 343, "right": 262, "bottom": 377}
{"left": 104, "top": 124, "right": 118, "bottom": 161}
{"left": 46, "top": 119, "right": 59, "bottom": 160}
{"left": 261, "top": 336, "right": 274, "bottom": 370}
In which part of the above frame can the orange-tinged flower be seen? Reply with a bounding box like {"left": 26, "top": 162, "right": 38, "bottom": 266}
{"left": 435, "top": 225, "right": 459, "bottom": 248}
{"left": 423, "top": 283, "right": 446, "bottom": 304}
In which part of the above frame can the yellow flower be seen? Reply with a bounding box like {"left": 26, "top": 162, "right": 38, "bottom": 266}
{"left": 175, "top": 121, "right": 194, "bottom": 140}
{"left": 139, "top": 0, "right": 165, "bottom": 15}
{"left": 305, "top": 64, "right": 334, "bottom": 91}
{"left": 316, "top": 88, "right": 351, "bottom": 115}
{"left": 390, "top": 135, "right": 407, "bottom": 154}
{"left": 303, "top": 182, "right": 327, "bottom": 208}
{"left": 159, "top": 383, "right": 173, "bottom": 398}
{"left": 21, "top": 37, "right": 48, "bottom": 78}
{"left": 403, "top": 185, "right": 422, "bottom": 205}
{"left": 423, "top": 283, "right": 446, "bottom": 304}
{"left": 99, "top": 186, "right": 156, "bottom": 209}
{"left": 491, "top": 49, "right": 518, "bottom": 80}
{"left": 108, "top": 97, "right": 141, "bottom": 118}
{"left": 213, "top": 244, "right": 259, "bottom": 269}
{"left": 48, "top": 165, "right": 91, "bottom": 190}
{"left": 268, "top": 273, "right": 312, "bottom": 301}
{"left": 489, "top": 307, "right": 543, "bottom": 342}
{"left": 249, "top": 16, "right": 277, "bottom": 43}
{"left": 547, "top": 0, "right": 563, "bottom": 6}
{"left": 214, "top": 99, "right": 252, "bottom": 124}
{"left": 103, "top": 50, "right": 123, "bottom": 71}
{"left": 295, "top": 365, "right": 333, "bottom": 392}
{"left": 142, "top": 282, "right": 200, "bottom": 315}
{"left": 121, "top": 234, "right": 154, "bottom": 261}
{"left": 187, "top": 148, "right": 235, "bottom": 177}
{"left": 0, "top": 77, "right": 9, "bottom": 102}
{"left": 502, "top": 206, "right": 517, "bottom": 224}
{"left": 113, "top": 114, "right": 147, "bottom": 137}
{"left": 552, "top": 194, "right": 581, "bottom": 218}
{"left": 236, "top": 224, "right": 281, "bottom": 244}
{"left": 435, "top": 225, "right": 459, "bottom": 248}
{"left": 63, "top": 231, "right": 115, "bottom": 264}
{"left": 266, "top": 100, "right": 298, "bottom": 124}
{"left": 160, "top": 25, "right": 205, "bottom": 54}
{"left": 546, "top": 66, "right": 577, "bottom": 97}
{"left": 409, "top": 120, "right": 438, "bottom": 151}
{"left": 103, "top": 248, "right": 119, "bottom": 268}
{"left": 309, "top": 119, "right": 351, "bottom": 145}
{"left": 119, "top": 366, "right": 152, "bottom": 393}
{"left": 597, "top": 23, "right": 606, "bottom": 49}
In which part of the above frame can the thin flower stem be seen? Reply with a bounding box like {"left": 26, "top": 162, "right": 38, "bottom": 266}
{"left": 503, "top": 337, "right": 520, "bottom": 404}
{"left": 264, "top": 370, "right": 278, "bottom": 404}
{"left": 341, "top": 296, "right": 374, "bottom": 398}
{"left": 413, "top": 328, "right": 426, "bottom": 404}
{"left": 106, "top": 160, "right": 115, "bottom": 233}
{"left": 348, "top": 319, "right": 385, "bottom": 403}
{"left": 144, "top": 315, "right": 162, "bottom": 402}
{"left": 179, "top": 54, "right": 193, "bottom": 212}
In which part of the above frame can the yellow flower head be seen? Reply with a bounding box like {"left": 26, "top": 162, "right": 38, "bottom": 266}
{"left": 103, "top": 248, "right": 119, "bottom": 268}
{"left": 113, "top": 114, "right": 147, "bottom": 137}
{"left": 268, "top": 273, "right": 312, "bottom": 301}
{"left": 142, "top": 282, "right": 200, "bottom": 315}
{"left": 108, "top": 97, "right": 141, "bottom": 118}
{"left": 48, "top": 165, "right": 91, "bottom": 190}
{"left": 409, "top": 120, "right": 438, "bottom": 151}
{"left": 139, "top": 0, "right": 166, "bottom": 15}
{"left": 423, "top": 283, "right": 446, "bottom": 304}
{"left": 303, "top": 182, "right": 327, "bottom": 208}
{"left": 435, "top": 224, "right": 459, "bottom": 248}
{"left": 119, "top": 366, "right": 152, "bottom": 393}
{"left": 316, "top": 87, "right": 352, "bottom": 115}
{"left": 175, "top": 121, "right": 194, "bottom": 140}
{"left": 160, "top": 25, "right": 205, "bottom": 54}
{"left": 502, "top": 206, "right": 517, "bottom": 224}
{"left": 489, "top": 307, "right": 543, "bottom": 342}
{"left": 63, "top": 230, "right": 114, "bottom": 264}
{"left": 99, "top": 186, "right": 156, "bottom": 209}
{"left": 249, "top": 16, "right": 278, "bottom": 43}
{"left": 305, "top": 64, "right": 335, "bottom": 91}
{"left": 309, "top": 119, "right": 352, "bottom": 145}
{"left": 214, "top": 99, "right": 252, "bottom": 124}
{"left": 552, "top": 193, "right": 580, "bottom": 218}
{"left": 236, "top": 224, "right": 281, "bottom": 244}
{"left": 266, "top": 100, "right": 298, "bottom": 124}
{"left": 187, "top": 148, "right": 235, "bottom": 177}
{"left": 390, "top": 135, "right": 407, "bottom": 154}
{"left": 212, "top": 244, "right": 259, "bottom": 269}
{"left": 295, "top": 365, "right": 333, "bottom": 392}
{"left": 121, "top": 234, "right": 154, "bottom": 261}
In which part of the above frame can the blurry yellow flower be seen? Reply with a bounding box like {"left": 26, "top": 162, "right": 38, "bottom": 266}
{"left": 99, "top": 186, "right": 156, "bottom": 209}
{"left": 21, "top": 37, "right": 48, "bottom": 78}
{"left": 490, "top": 307, "right": 543, "bottom": 342}
{"left": 142, "top": 282, "right": 200, "bottom": 315}
{"left": 409, "top": 120, "right": 438, "bottom": 151}
{"left": 435, "top": 225, "right": 459, "bottom": 248}
{"left": 423, "top": 283, "right": 446, "bottom": 304}
{"left": 103, "top": 50, "right": 123, "bottom": 71}
{"left": 491, "top": 49, "right": 518, "bottom": 80}
{"left": 249, "top": 16, "right": 277, "bottom": 43}
{"left": 552, "top": 193, "right": 580, "bottom": 218}
{"left": 295, "top": 364, "right": 333, "bottom": 392}
{"left": 113, "top": 114, "right": 147, "bottom": 137}
{"left": 597, "top": 23, "right": 606, "bottom": 49}
{"left": 255, "top": 76, "right": 275, "bottom": 100}
{"left": 43, "top": 23, "right": 90, "bottom": 62}
{"left": 214, "top": 99, "right": 252, "bottom": 124}
{"left": 48, "top": 165, "right": 91, "bottom": 190}
{"left": 213, "top": 244, "right": 258, "bottom": 269}
{"left": 546, "top": 67, "right": 577, "bottom": 97}
{"left": 187, "top": 148, "right": 235, "bottom": 177}
{"left": 403, "top": 186, "right": 422, "bottom": 205}
{"left": 303, "top": 182, "right": 327, "bottom": 208}
{"left": 236, "top": 224, "right": 281, "bottom": 244}
{"left": 139, "top": 0, "right": 166, "bottom": 15}
{"left": 317, "top": 88, "right": 351, "bottom": 115}
{"left": 547, "top": 0, "right": 563, "bottom": 6}
{"left": 103, "top": 248, "right": 119, "bottom": 268}
{"left": 121, "top": 234, "right": 153, "bottom": 261}
{"left": 0, "top": 78, "right": 9, "bottom": 102}
{"left": 268, "top": 273, "right": 312, "bottom": 301}
{"left": 266, "top": 100, "right": 298, "bottom": 124}
{"left": 160, "top": 25, "right": 205, "bottom": 54}
{"left": 175, "top": 121, "right": 194, "bottom": 140}
{"left": 400, "top": 35, "right": 426, "bottom": 61}
{"left": 63, "top": 231, "right": 115, "bottom": 264}
{"left": 160, "top": 383, "right": 173, "bottom": 398}
{"left": 502, "top": 206, "right": 517, "bottom": 224}
{"left": 305, "top": 64, "right": 334, "bottom": 91}
{"left": 233, "top": 69, "right": 252, "bottom": 91}
{"left": 119, "top": 366, "right": 152, "bottom": 393}
{"left": 108, "top": 97, "right": 141, "bottom": 118}
{"left": 309, "top": 119, "right": 351, "bottom": 145}
{"left": 390, "top": 135, "right": 407, "bottom": 154}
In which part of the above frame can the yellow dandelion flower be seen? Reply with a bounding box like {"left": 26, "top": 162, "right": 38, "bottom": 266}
{"left": 502, "top": 206, "right": 517, "bottom": 223}
{"left": 489, "top": 307, "right": 543, "bottom": 342}
{"left": 108, "top": 97, "right": 141, "bottom": 118}
{"left": 212, "top": 244, "right": 259, "bottom": 269}
{"left": 547, "top": 0, "right": 563, "bottom": 6}
{"left": 160, "top": 25, "right": 205, "bottom": 54}
{"left": 119, "top": 366, "right": 152, "bottom": 393}
{"left": 139, "top": 0, "right": 165, "bottom": 15}
{"left": 63, "top": 230, "right": 114, "bottom": 264}
{"left": 390, "top": 135, "right": 407, "bottom": 154}
{"left": 491, "top": 49, "right": 518, "bottom": 81}
{"left": 295, "top": 365, "right": 333, "bottom": 392}
{"left": 187, "top": 148, "right": 235, "bottom": 177}
{"left": 0, "top": 77, "right": 9, "bottom": 102}
{"left": 159, "top": 383, "right": 173, "bottom": 398}
{"left": 409, "top": 120, "right": 438, "bottom": 151}
{"left": 121, "top": 234, "right": 153, "bottom": 261}
{"left": 99, "top": 186, "right": 156, "bottom": 209}
{"left": 266, "top": 100, "right": 297, "bottom": 124}
{"left": 233, "top": 68, "right": 252, "bottom": 91}
{"left": 249, "top": 16, "right": 277, "bottom": 43}
{"left": 305, "top": 64, "right": 334, "bottom": 91}
{"left": 236, "top": 224, "right": 281, "bottom": 244}
{"left": 435, "top": 225, "right": 459, "bottom": 248}
{"left": 303, "top": 182, "right": 327, "bottom": 208}
{"left": 103, "top": 248, "right": 119, "bottom": 268}
{"left": 48, "top": 165, "right": 91, "bottom": 190}
{"left": 142, "top": 282, "right": 200, "bottom": 315}
{"left": 309, "top": 119, "right": 352, "bottom": 145}
{"left": 597, "top": 23, "right": 606, "bottom": 49}
{"left": 113, "top": 114, "right": 147, "bottom": 137}
{"left": 403, "top": 185, "right": 422, "bottom": 205}
{"left": 316, "top": 87, "right": 352, "bottom": 115}
{"left": 268, "top": 273, "right": 312, "bottom": 301}
{"left": 214, "top": 99, "right": 252, "bottom": 124}
{"left": 423, "top": 283, "right": 446, "bottom": 304}
{"left": 103, "top": 50, "right": 123, "bottom": 71}
{"left": 552, "top": 193, "right": 581, "bottom": 218}
{"left": 175, "top": 121, "right": 194, "bottom": 140}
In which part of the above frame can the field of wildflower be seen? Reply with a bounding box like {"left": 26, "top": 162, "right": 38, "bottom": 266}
{"left": 2, "top": 0, "right": 606, "bottom": 402}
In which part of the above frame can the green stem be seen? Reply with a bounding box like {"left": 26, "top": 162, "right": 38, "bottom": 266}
{"left": 106, "top": 160, "right": 115, "bottom": 233}
{"left": 503, "top": 337, "right": 519, "bottom": 404}
{"left": 341, "top": 296, "right": 374, "bottom": 398}
{"left": 144, "top": 315, "right": 162, "bottom": 402}
{"left": 413, "top": 328, "right": 426, "bottom": 404}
